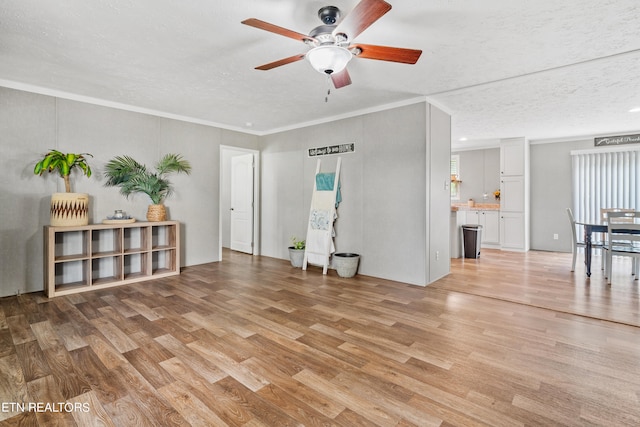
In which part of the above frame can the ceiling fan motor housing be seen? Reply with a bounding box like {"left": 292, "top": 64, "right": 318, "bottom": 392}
{"left": 309, "top": 25, "right": 338, "bottom": 45}
{"left": 318, "top": 6, "right": 341, "bottom": 25}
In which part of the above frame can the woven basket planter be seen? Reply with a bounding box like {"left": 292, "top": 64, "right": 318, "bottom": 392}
{"left": 50, "top": 193, "right": 89, "bottom": 226}
{"left": 146, "top": 204, "right": 167, "bottom": 222}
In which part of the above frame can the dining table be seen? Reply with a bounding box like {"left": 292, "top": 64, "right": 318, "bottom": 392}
{"left": 575, "top": 220, "right": 607, "bottom": 277}
{"left": 576, "top": 218, "right": 640, "bottom": 277}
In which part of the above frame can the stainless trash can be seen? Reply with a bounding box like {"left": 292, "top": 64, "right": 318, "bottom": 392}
{"left": 461, "top": 224, "right": 482, "bottom": 258}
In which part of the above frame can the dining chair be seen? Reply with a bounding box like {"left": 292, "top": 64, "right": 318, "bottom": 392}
{"left": 601, "top": 207, "right": 635, "bottom": 251}
{"left": 566, "top": 208, "right": 584, "bottom": 272}
{"left": 601, "top": 208, "right": 635, "bottom": 224}
{"left": 604, "top": 211, "right": 640, "bottom": 284}
{"left": 599, "top": 208, "right": 634, "bottom": 247}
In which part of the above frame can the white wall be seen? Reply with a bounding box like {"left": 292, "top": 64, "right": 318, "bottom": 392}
{"left": 452, "top": 148, "right": 500, "bottom": 203}
{"left": 522, "top": 134, "right": 640, "bottom": 252}
{"left": 0, "top": 87, "right": 452, "bottom": 295}
{"left": 0, "top": 87, "right": 258, "bottom": 297}
{"left": 260, "top": 101, "right": 451, "bottom": 286}
{"left": 0, "top": 89, "right": 55, "bottom": 297}
{"left": 529, "top": 138, "right": 595, "bottom": 252}
{"left": 428, "top": 104, "right": 452, "bottom": 282}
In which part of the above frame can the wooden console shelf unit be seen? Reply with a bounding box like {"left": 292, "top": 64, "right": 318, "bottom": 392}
{"left": 44, "top": 220, "right": 180, "bottom": 298}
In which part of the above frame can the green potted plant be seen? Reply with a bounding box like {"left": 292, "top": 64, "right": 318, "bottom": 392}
{"left": 34, "top": 149, "right": 93, "bottom": 226}
{"left": 103, "top": 153, "right": 192, "bottom": 221}
{"left": 288, "top": 236, "right": 305, "bottom": 268}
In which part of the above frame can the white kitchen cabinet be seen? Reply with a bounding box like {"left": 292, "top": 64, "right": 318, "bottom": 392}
{"left": 466, "top": 210, "right": 479, "bottom": 224}
{"left": 450, "top": 211, "right": 460, "bottom": 258}
{"left": 500, "top": 138, "right": 525, "bottom": 176}
{"left": 499, "top": 137, "right": 529, "bottom": 251}
{"left": 459, "top": 210, "right": 500, "bottom": 245}
{"left": 500, "top": 176, "right": 525, "bottom": 212}
{"left": 456, "top": 210, "right": 467, "bottom": 225}
{"left": 500, "top": 212, "right": 525, "bottom": 250}
{"left": 481, "top": 210, "right": 500, "bottom": 244}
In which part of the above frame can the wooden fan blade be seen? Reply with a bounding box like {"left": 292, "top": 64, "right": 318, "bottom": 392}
{"left": 242, "top": 18, "right": 316, "bottom": 43}
{"left": 254, "top": 54, "right": 306, "bottom": 71}
{"left": 351, "top": 43, "right": 422, "bottom": 64}
{"left": 332, "top": 0, "right": 392, "bottom": 40}
{"left": 331, "top": 69, "right": 352, "bottom": 89}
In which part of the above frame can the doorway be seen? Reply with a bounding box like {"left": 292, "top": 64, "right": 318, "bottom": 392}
{"left": 219, "top": 146, "right": 260, "bottom": 259}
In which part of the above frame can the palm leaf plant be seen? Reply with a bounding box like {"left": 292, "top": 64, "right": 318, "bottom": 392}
{"left": 34, "top": 150, "right": 93, "bottom": 192}
{"left": 103, "top": 154, "right": 192, "bottom": 205}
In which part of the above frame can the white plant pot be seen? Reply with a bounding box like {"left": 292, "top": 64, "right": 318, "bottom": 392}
{"left": 333, "top": 253, "right": 360, "bottom": 278}
{"left": 288, "top": 247, "right": 305, "bottom": 268}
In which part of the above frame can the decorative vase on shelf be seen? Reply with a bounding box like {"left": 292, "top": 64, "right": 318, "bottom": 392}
{"left": 50, "top": 193, "right": 89, "bottom": 226}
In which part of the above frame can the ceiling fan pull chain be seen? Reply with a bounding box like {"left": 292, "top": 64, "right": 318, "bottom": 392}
{"left": 325, "top": 74, "right": 331, "bottom": 103}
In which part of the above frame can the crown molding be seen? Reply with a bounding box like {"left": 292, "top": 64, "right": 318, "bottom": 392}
{"left": 0, "top": 80, "right": 431, "bottom": 137}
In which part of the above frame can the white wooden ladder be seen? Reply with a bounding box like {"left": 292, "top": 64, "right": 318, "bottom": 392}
{"left": 302, "top": 157, "right": 341, "bottom": 274}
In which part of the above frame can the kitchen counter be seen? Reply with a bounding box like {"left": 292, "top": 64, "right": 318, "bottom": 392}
{"left": 451, "top": 203, "right": 500, "bottom": 212}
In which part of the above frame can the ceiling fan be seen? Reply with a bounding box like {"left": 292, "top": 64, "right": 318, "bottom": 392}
{"left": 241, "top": 0, "right": 422, "bottom": 89}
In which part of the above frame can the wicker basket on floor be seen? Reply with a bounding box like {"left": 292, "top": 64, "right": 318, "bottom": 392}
{"left": 146, "top": 204, "right": 167, "bottom": 222}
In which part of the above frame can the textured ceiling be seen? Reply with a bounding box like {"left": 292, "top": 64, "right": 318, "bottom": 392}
{"left": 1, "top": 0, "right": 639, "bottom": 149}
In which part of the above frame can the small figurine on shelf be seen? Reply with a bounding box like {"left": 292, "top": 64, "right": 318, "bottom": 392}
{"left": 494, "top": 189, "right": 501, "bottom": 201}
{"left": 103, "top": 210, "right": 135, "bottom": 224}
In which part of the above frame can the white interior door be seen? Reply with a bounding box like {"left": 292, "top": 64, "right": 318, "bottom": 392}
{"left": 230, "top": 153, "right": 254, "bottom": 253}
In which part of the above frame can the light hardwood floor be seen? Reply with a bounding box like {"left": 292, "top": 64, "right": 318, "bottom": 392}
{"left": 1, "top": 249, "right": 640, "bottom": 426}
{"left": 437, "top": 249, "right": 640, "bottom": 327}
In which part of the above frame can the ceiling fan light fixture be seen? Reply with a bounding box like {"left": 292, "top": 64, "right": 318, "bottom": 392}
{"left": 306, "top": 45, "right": 352, "bottom": 75}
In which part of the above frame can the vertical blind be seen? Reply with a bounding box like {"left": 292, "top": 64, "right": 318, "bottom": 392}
{"left": 571, "top": 148, "right": 640, "bottom": 223}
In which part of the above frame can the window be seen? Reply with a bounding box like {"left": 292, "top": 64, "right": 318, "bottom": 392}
{"left": 451, "top": 155, "right": 460, "bottom": 200}
{"left": 571, "top": 148, "right": 639, "bottom": 222}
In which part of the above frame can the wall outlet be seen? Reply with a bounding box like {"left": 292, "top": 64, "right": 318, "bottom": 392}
{"left": 553, "top": 233, "right": 559, "bottom": 240}
{"left": 436, "top": 250, "right": 440, "bottom": 260}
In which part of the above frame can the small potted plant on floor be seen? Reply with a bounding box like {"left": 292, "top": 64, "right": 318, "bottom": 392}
{"left": 288, "top": 237, "right": 305, "bottom": 268}
{"left": 103, "top": 153, "right": 191, "bottom": 221}
{"left": 34, "top": 149, "right": 93, "bottom": 226}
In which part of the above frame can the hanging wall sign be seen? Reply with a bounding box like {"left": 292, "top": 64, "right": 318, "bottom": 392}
{"left": 594, "top": 134, "right": 640, "bottom": 147}
{"left": 308, "top": 143, "right": 355, "bottom": 157}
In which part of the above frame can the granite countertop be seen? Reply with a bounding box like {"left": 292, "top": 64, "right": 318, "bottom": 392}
{"left": 451, "top": 203, "right": 500, "bottom": 212}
